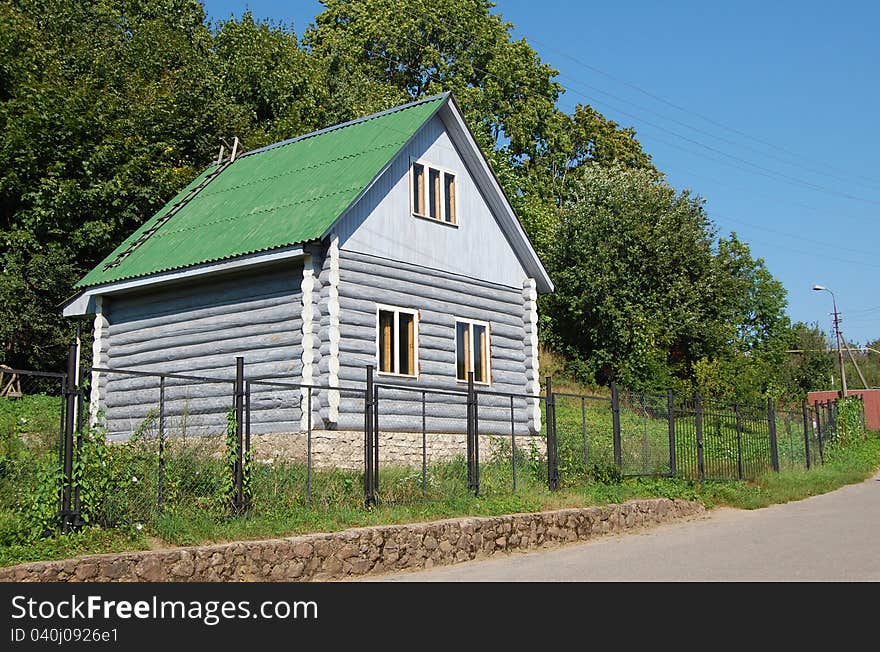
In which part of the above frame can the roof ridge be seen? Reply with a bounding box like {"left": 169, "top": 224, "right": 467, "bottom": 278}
{"left": 240, "top": 92, "right": 449, "bottom": 159}
{"left": 198, "top": 141, "right": 402, "bottom": 199}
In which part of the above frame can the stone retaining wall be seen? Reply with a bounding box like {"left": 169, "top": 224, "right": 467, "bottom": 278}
{"left": 0, "top": 498, "right": 704, "bottom": 582}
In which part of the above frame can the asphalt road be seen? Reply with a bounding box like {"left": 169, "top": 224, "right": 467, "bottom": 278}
{"left": 369, "top": 473, "right": 880, "bottom": 581}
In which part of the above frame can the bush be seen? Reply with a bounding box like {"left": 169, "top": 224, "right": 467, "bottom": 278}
{"left": 835, "top": 397, "right": 865, "bottom": 444}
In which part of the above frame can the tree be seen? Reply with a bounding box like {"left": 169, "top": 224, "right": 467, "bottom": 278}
{"left": 544, "top": 164, "right": 721, "bottom": 389}
{"left": 777, "top": 322, "right": 835, "bottom": 397}
{"left": 543, "top": 164, "right": 794, "bottom": 398}
{"left": 212, "top": 12, "right": 325, "bottom": 149}
{"left": 303, "top": 0, "right": 562, "bottom": 160}
{"left": 0, "top": 0, "right": 236, "bottom": 368}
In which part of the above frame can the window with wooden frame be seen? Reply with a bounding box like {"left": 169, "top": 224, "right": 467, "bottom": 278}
{"left": 455, "top": 319, "right": 490, "bottom": 384}
{"left": 411, "top": 161, "right": 456, "bottom": 224}
{"left": 377, "top": 305, "right": 419, "bottom": 377}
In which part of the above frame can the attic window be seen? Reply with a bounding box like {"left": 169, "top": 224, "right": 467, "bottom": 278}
{"left": 412, "top": 161, "right": 456, "bottom": 224}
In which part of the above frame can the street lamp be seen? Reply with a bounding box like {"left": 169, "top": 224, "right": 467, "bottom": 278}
{"left": 812, "top": 284, "right": 847, "bottom": 397}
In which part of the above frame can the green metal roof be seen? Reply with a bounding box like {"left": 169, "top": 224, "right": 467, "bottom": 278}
{"left": 76, "top": 95, "right": 447, "bottom": 289}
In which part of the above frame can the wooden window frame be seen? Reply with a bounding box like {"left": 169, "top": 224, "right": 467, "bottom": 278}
{"left": 455, "top": 318, "right": 491, "bottom": 385}
{"left": 410, "top": 158, "right": 458, "bottom": 227}
{"left": 376, "top": 304, "right": 420, "bottom": 378}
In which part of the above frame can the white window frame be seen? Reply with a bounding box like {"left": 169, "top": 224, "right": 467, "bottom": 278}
{"left": 375, "top": 303, "right": 420, "bottom": 378}
{"left": 409, "top": 158, "right": 458, "bottom": 227}
{"left": 455, "top": 318, "right": 491, "bottom": 385}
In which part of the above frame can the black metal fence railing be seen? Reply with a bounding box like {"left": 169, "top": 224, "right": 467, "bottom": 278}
{"left": 0, "top": 346, "right": 868, "bottom": 542}
{"left": 616, "top": 387, "right": 674, "bottom": 478}
{"left": 366, "top": 369, "right": 549, "bottom": 503}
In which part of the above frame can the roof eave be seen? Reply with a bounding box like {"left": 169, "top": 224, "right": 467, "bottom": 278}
{"left": 438, "top": 96, "right": 554, "bottom": 293}
{"left": 64, "top": 244, "right": 309, "bottom": 315}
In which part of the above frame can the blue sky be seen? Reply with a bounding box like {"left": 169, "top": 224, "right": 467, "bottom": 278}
{"left": 203, "top": 0, "right": 879, "bottom": 345}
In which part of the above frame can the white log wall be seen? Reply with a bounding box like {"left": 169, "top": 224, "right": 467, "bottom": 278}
{"left": 335, "top": 249, "right": 535, "bottom": 435}
{"left": 101, "top": 266, "right": 304, "bottom": 440}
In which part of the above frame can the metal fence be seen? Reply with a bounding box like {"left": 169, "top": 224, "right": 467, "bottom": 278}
{"left": 547, "top": 387, "right": 850, "bottom": 485}
{"left": 366, "top": 372, "right": 549, "bottom": 503}
{"left": 0, "top": 346, "right": 868, "bottom": 539}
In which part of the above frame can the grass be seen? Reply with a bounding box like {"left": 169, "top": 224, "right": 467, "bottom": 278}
{"left": 694, "top": 436, "right": 880, "bottom": 509}
{"left": 1, "top": 385, "right": 878, "bottom": 569}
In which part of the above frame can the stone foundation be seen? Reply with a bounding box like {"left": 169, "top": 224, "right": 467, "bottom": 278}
{"left": 0, "top": 498, "right": 706, "bottom": 582}
{"left": 249, "top": 430, "right": 547, "bottom": 469}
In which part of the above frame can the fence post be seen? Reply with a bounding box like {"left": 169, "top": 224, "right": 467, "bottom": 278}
{"left": 666, "top": 389, "right": 676, "bottom": 477}
{"left": 815, "top": 401, "right": 825, "bottom": 464}
{"left": 72, "top": 351, "right": 84, "bottom": 529}
{"left": 767, "top": 397, "right": 779, "bottom": 472}
{"left": 474, "top": 389, "right": 480, "bottom": 496}
{"left": 611, "top": 382, "right": 622, "bottom": 471}
{"left": 73, "top": 364, "right": 84, "bottom": 529}
{"left": 694, "top": 391, "right": 704, "bottom": 483}
{"left": 801, "top": 400, "right": 811, "bottom": 470}
{"left": 466, "top": 372, "right": 477, "bottom": 495}
{"left": 861, "top": 396, "right": 866, "bottom": 436}
{"left": 60, "top": 344, "right": 78, "bottom": 532}
{"left": 510, "top": 395, "right": 517, "bottom": 492}
{"left": 422, "top": 390, "right": 427, "bottom": 497}
{"left": 581, "top": 396, "right": 588, "bottom": 470}
{"left": 232, "top": 356, "right": 245, "bottom": 515}
{"left": 829, "top": 400, "right": 837, "bottom": 440}
{"left": 244, "top": 380, "right": 251, "bottom": 511}
{"left": 157, "top": 376, "right": 166, "bottom": 515}
{"left": 57, "top": 373, "right": 67, "bottom": 523}
{"left": 373, "top": 383, "right": 379, "bottom": 496}
{"left": 734, "top": 403, "right": 744, "bottom": 480}
{"left": 307, "top": 385, "right": 313, "bottom": 507}
{"left": 364, "top": 365, "right": 375, "bottom": 507}
{"left": 546, "top": 376, "right": 559, "bottom": 491}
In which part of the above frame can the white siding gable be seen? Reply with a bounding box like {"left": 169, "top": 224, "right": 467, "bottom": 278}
{"left": 334, "top": 114, "right": 528, "bottom": 289}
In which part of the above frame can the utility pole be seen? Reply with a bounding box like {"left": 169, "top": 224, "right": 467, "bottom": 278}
{"left": 813, "top": 285, "right": 847, "bottom": 398}
{"left": 841, "top": 336, "right": 869, "bottom": 389}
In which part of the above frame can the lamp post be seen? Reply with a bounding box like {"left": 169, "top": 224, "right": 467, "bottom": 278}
{"left": 812, "top": 285, "right": 847, "bottom": 398}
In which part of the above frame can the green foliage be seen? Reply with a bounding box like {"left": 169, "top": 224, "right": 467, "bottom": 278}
{"left": 223, "top": 407, "right": 251, "bottom": 511}
{"left": 304, "top": 0, "right": 563, "bottom": 153}
{"left": 544, "top": 165, "right": 716, "bottom": 389}
{"left": 0, "top": 394, "right": 59, "bottom": 462}
{"left": 542, "top": 165, "right": 795, "bottom": 399}
{"left": 835, "top": 396, "right": 865, "bottom": 445}
{"left": 0, "top": 0, "right": 232, "bottom": 368}
{"left": 212, "top": 12, "right": 325, "bottom": 148}
{"left": 0, "top": 395, "right": 62, "bottom": 541}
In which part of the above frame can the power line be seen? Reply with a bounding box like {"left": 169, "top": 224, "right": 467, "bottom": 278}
{"left": 848, "top": 305, "right": 880, "bottom": 315}
{"left": 711, "top": 214, "right": 878, "bottom": 259}
{"left": 665, "top": 163, "right": 875, "bottom": 228}
{"left": 383, "top": 7, "right": 880, "bottom": 206}
{"left": 552, "top": 70, "right": 880, "bottom": 194}
{"left": 516, "top": 30, "right": 880, "bottom": 189}
{"left": 742, "top": 236, "right": 880, "bottom": 270}
{"left": 560, "top": 80, "right": 880, "bottom": 206}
